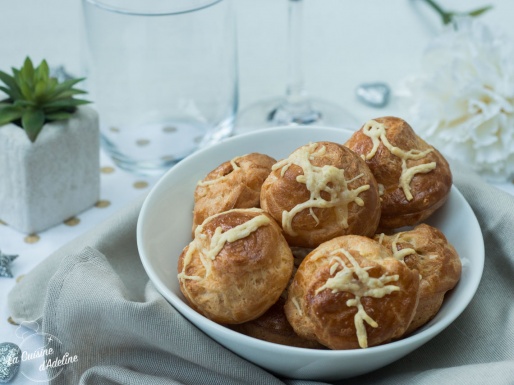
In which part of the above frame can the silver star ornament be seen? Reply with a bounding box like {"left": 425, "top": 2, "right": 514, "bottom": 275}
{"left": 0, "top": 251, "right": 18, "bottom": 278}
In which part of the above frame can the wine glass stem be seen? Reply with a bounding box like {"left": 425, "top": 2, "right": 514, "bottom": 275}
{"left": 285, "top": 0, "right": 308, "bottom": 105}
{"left": 266, "top": 0, "right": 321, "bottom": 125}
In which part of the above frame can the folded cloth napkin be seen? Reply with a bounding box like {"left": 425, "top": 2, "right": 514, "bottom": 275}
{"left": 8, "top": 162, "right": 514, "bottom": 385}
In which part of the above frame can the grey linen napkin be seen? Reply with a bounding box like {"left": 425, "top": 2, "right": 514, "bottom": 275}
{"left": 8, "top": 163, "right": 514, "bottom": 385}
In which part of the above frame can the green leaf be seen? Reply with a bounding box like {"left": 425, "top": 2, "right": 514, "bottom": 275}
{"left": 42, "top": 106, "right": 75, "bottom": 114}
{"left": 56, "top": 77, "right": 84, "bottom": 90}
{"left": 12, "top": 68, "right": 22, "bottom": 87}
{"left": 13, "top": 99, "right": 36, "bottom": 107}
{"left": 467, "top": 5, "right": 493, "bottom": 17}
{"left": 35, "top": 60, "right": 50, "bottom": 83}
{"left": 0, "top": 70, "right": 17, "bottom": 89}
{"left": 0, "top": 71, "right": 22, "bottom": 99}
{"left": 48, "top": 78, "right": 85, "bottom": 99}
{"left": 0, "top": 105, "right": 22, "bottom": 126}
{"left": 21, "top": 57, "right": 35, "bottom": 88}
{"left": 18, "top": 78, "right": 33, "bottom": 101}
{"left": 52, "top": 89, "right": 88, "bottom": 99}
{"left": 42, "top": 98, "right": 90, "bottom": 109}
{"left": 35, "top": 80, "right": 47, "bottom": 100}
{"left": 0, "top": 86, "right": 16, "bottom": 99}
{"left": 45, "top": 111, "right": 74, "bottom": 121}
{"left": 21, "top": 108, "right": 45, "bottom": 142}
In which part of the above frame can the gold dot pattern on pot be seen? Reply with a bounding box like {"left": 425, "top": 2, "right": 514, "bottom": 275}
{"left": 136, "top": 139, "right": 150, "bottom": 146}
{"left": 133, "top": 181, "right": 149, "bottom": 189}
{"left": 110, "top": 127, "right": 120, "bottom": 133}
{"left": 95, "top": 200, "right": 111, "bottom": 208}
{"left": 0, "top": 148, "right": 166, "bottom": 338}
{"left": 163, "top": 126, "right": 177, "bottom": 133}
{"left": 24, "top": 234, "right": 40, "bottom": 244}
{"left": 64, "top": 217, "right": 80, "bottom": 227}
{"left": 101, "top": 166, "right": 115, "bottom": 174}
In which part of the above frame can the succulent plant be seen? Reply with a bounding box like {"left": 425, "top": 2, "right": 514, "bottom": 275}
{"left": 0, "top": 57, "right": 90, "bottom": 143}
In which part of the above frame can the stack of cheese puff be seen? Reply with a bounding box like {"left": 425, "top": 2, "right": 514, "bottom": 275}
{"left": 177, "top": 117, "right": 462, "bottom": 350}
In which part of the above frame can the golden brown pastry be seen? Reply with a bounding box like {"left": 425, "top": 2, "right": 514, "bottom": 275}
{"left": 344, "top": 117, "right": 452, "bottom": 230}
{"left": 375, "top": 224, "right": 461, "bottom": 335}
{"left": 230, "top": 297, "right": 325, "bottom": 349}
{"left": 231, "top": 246, "right": 323, "bottom": 349}
{"left": 178, "top": 208, "right": 293, "bottom": 324}
{"left": 260, "top": 141, "right": 380, "bottom": 248}
{"left": 285, "top": 235, "right": 420, "bottom": 350}
{"left": 192, "top": 153, "right": 276, "bottom": 234}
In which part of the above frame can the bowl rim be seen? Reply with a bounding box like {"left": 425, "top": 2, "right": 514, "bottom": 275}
{"left": 137, "top": 125, "right": 485, "bottom": 357}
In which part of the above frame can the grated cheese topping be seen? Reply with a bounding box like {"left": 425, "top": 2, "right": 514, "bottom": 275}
{"left": 178, "top": 210, "right": 270, "bottom": 284}
{"left": 314, "top": 248, "right": 400, "bottom": 348}
{"left": 196, "top": 155, "right": 243, "bottom": 186}
{"left": 391, "top": 233, "right": 416, "bottom": 262}
{"left": 272, "top": 143, "right": 370, "bottom": 236}
{"left": 361, "top": 120, "right": 436, "bottom": 201}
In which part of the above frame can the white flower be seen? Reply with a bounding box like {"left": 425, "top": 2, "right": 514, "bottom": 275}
{"left": 400, "top": 18, "right": 514, "bottom": 182}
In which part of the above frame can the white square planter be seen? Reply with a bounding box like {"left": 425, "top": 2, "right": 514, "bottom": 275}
{"left": 0, "top": 106, "right": 100, "bottom": 233}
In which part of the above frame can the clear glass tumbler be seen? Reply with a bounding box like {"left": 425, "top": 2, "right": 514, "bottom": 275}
{"left": 82, "top": 0, "right": 238, "bottom": 175}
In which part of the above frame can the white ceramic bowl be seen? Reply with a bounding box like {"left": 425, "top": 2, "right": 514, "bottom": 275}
{"left": 137, "top": 126, "right": 484, "bottom": 381}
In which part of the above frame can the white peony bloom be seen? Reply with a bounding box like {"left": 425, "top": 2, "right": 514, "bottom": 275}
{"left": 400, "top": 18, "right": 514, "bottom": 182}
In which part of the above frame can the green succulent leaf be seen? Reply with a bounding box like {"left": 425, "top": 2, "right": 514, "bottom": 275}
{"left": 0, "top": 56, "right": 91, "bottom": 142}
{"left": 0, "top": 105, "right": 23, "bottom": 126}
{"left": 13, "top": 99, "right": 36, "bottom": 107}
{"left": 0, "top": 86, "right": 16, "bottom": 100}
{"left": 57, "top": 89, "right": 88, "bottom": 98}
{"left": 42, "top": 98, "right": 89, "bottom": 109}
{"left": 22, "top": 108, "right": 45, "bottom": 142}
{"left": 35, "top": 80, "right": 47, "bottom": 100}
{"left": 19, "top": 78, "right": 33, "bottom": 101}
{"left": 35, "top": 60, "right": 50, "bottom": 83}
{"left": 45, "top": 111, "right": 74, "bottom": 121}
{"left": 53, "top": 78, "right": 84, "bottom": 92}
{"left": 0, "top": 71, "right": 22, "bottom": 99}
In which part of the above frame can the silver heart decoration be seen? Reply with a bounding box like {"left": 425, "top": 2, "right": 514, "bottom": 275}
{"left": 355, "top": 82, "right": 391, "bottom": 108}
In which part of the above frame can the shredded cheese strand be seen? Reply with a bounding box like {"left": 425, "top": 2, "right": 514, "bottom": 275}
{"left": 273, "top": 143, "right": 370, "bottom": 236}
{"left": 197, "top": 155, "right": 243, "bottom": 186}
{"left": 315, "top": 248, "right": 399, "bottom": 348}
{"left": 361, "top": 120, "right": 437, "bottom": 201}
{"left": 178, "top": 212, "right": 270, "bottom": 284}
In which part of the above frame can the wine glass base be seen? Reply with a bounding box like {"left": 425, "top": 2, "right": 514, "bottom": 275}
{"left": 234, "top": 97, "right": 359, "bottom": 136}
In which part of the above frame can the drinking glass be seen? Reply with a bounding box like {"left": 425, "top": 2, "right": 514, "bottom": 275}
{"left": 82, "top": 0, "right": 237, "bottom": 175}
{"left": 235, "top": 0, "right": 356, "bottom": 134}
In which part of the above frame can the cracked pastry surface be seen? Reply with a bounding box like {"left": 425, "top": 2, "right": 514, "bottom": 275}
{"left": 193, "top": 153, "right": 276, "bottom": 234}
{"left": 344, "top": 117, "right": 452, "bottom": 230}
{"left": 376, "top": 224, "right": 461, "bottom": 335}
{"left": 178, "top": 208, "right": 293, "bottom": 324}
{"left": 260, "top": 141, "right": 380, "bottom": 248}
{"left": 285, "top": 235, "right": 420, "bottom": 350}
